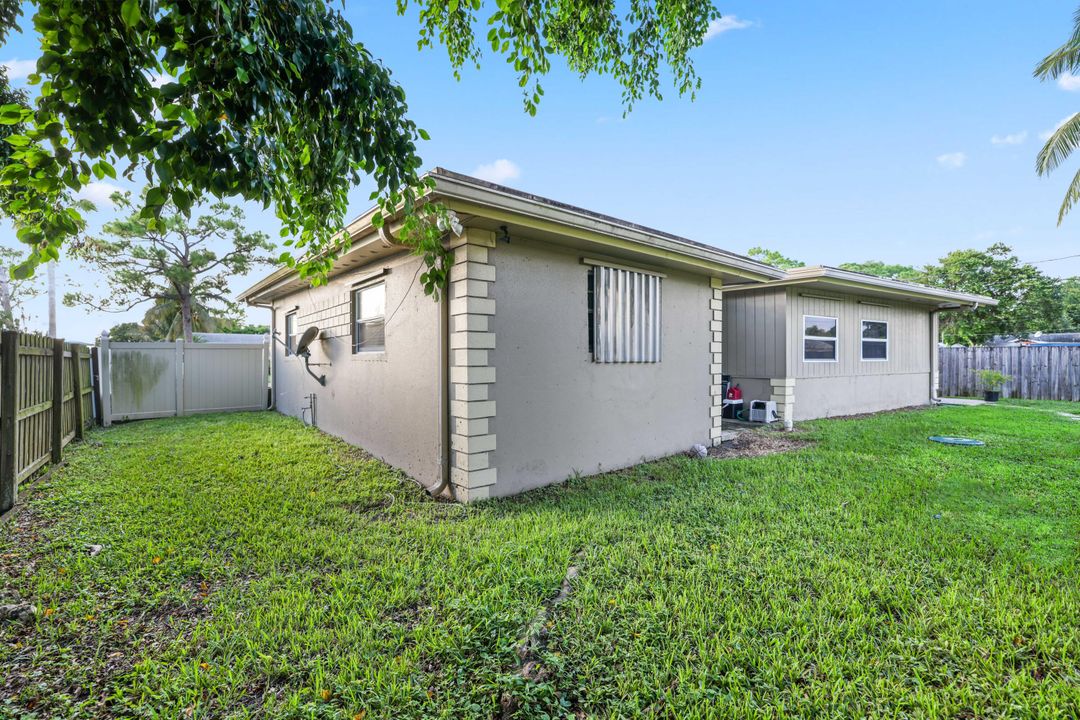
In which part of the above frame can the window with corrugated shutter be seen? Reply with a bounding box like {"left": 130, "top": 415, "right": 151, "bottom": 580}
{"left": 588, "top": 265, "right": 662, "bottom": 363}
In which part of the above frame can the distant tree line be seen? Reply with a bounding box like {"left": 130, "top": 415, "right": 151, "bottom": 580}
{"left": 747, "top": 245, "right": 1079, "bottom": 345}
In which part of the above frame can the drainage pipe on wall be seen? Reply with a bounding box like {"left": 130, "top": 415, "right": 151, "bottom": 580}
{"left": 381, "top": 220, "right": 452, "bottom": 499}
{"left": 427, "top": 286, "right": 453, "bottom": 499}
{"left": 929, "top": 308, "right": 940, "bottom": 404}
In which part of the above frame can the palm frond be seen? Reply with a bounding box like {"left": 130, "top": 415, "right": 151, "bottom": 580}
{"left": 1034, "top": 7, "right": 1080, "bottom": 79}
{"left": 1056, "top": 166, "right": 1080, "bottom": 225}
{"left": 1035, "top": 111, "right": 1080, "bottom": 175}
{"left": 1034, "top": 42, "right": 1080, "bottom": 79}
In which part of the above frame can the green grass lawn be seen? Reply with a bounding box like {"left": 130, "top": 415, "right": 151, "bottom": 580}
{"left": 1, "top": 404, "right": 1078, "bottom": 719}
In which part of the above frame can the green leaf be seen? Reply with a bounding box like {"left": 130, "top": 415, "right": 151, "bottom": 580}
{"left": 145, "top": 186, "right": 168, "bottom": 207}
{"left": 418, "top": 128, "right": 430, "bottom": 141}
{"left": 94, "top": 159, "right": 117, "bottom": 179}
{"left": 121, "top": 0, "right": 141, "bottom": 28}
{"left": 12, "top": 261, "right": 35, "bottom": 280}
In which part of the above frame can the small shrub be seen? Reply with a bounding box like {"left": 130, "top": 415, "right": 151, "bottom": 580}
{"left": 974, "top": 369, "right": 1011, "bottom": 390}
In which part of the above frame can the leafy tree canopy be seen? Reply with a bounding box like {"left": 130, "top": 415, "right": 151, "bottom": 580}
{"left": 64, "top": 192, "right": 273, "bottom": 342}
{"left": 0, "top": 243, "right": 41, "bottom": 329}
{"left": 923, "top": 243, "right": 1064, "bottom": 345}
{"left": 0, "top": 0, "right": 721, "bottom": 292}
{"left": 838, "top": 260, "right": 924, "bottom": 283}
{"left": 747, "top": 246, "right": 804, "bottom": 270}
{"left": 1058, "top": 276, "right": 1080, "bottom": 331}
{"left": 224, "top": 323, "right": 269, "bottom": 335}
{"left": 106, "top": 321, "right": 153, "bottom": 342}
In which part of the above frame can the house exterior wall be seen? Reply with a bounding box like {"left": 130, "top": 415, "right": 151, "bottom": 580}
{"left": 785, "top": 289, "right": 933, "bottom": 420}
{"left": 720, "top": 288, "right": 786, "bottom": 415}
{"left": 486, "top": 237, "right": 713, "bottom": 497}
{"left": 270, "top": 252, "right": 442, "bottom": 486}
{"left": 793, "top": 374, "right": 932, "bottom": 420}
{"left": 722, "top": 288, "right": 787, "bottom": 379}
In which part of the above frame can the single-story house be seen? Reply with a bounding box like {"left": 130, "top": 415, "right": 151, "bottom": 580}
{"left": 239, "top": 169, "right": 995, "bottom": 501}
{"left": 722, "top": 266, "right": 996, "bottom": 423}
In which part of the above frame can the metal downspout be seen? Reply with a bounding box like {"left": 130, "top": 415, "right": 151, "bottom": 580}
{"left": 930, "top": 308, "right": 941, "bottom": 404}
{"left": 427, "top": 286, "right": 452, "bottom": 499}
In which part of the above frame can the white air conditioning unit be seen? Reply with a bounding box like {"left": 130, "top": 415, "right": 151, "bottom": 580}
{"left": 749, "top": 400, "right": 778, "bottom": 423}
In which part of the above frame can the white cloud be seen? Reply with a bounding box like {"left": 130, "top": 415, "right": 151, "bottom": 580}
{"left": 471, "top": 159, "right": 521, "bottom": 184}
{"left": 704, "top": 15, "right": 753, "bottom": 40}
{"left": 1, "top": 58, "right": 36, "bottom": 81}
{"left": 77, "top": 182, "right": 124, "bottom": 207}
{"left": 936, "top": 152, "right": 967, "bottom": 169}
{"left": 990, "top": 131, "right": 1027, "bottom": 146}
{"left": 148, "top": 72, "right": 173, "bottom": 88}
{"left": 1058, "top": 72, "right": 1080, "bottom": 91}
{"left": 1039, "top": 114, "right": 1077, "bottom": 141}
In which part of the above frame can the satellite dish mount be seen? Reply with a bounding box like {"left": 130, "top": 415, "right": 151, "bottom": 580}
{"left": 294, "top": 326, "right": 328, "bottom": 387}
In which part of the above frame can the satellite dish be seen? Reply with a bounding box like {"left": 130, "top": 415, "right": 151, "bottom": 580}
{"left": 295, "top": 326, "right": 320, "bottom": 356}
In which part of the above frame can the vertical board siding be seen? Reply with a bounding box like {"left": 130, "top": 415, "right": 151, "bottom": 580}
{"left": 787, "top": 289, "right": 931, "bottom": 379}
{"left": 721, "top": 288, "right": 786, "bottom": 378}
{"left": 938, "top": 346, "right": 1080, "bottom": 401}
{"left": 104, "top": 340, "right": 268, "bottom": 423}
{"left": 0, "top": 333, "right": 94, "bottom": 515}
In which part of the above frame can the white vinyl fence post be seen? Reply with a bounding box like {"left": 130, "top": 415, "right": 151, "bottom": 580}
{"left": 99, "top": 331, "right": 112, "bottom": 427}
{"left": 174, "top": 338, "right": 185, "bottom": 417}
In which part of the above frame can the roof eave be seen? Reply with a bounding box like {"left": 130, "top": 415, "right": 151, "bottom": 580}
{"left": 721, "top": 266, "right": 998, "bottom": 307}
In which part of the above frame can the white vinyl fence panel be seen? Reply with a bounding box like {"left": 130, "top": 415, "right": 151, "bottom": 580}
{"left": 183, "top": 342, "right": 269, "bottom": 413}
{"left": 99, "top": 334, "right": 268, "bottom": 425}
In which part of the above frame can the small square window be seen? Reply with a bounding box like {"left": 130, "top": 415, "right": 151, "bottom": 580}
{"left": 803, "top": 315, "right": 837, "bottom": 362}
{"left": 861, "top": 320, "right": 888, "bottom": 361}
{"left": 353, "top": 282, "right": 386, "bottom": 353}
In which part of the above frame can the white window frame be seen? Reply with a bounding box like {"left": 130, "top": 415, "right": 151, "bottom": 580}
{"left": 860, "top": 319, "right": 889, "bottom": 362}
{"left": 284, "top": 311, "right": 296, "bottom": 356}
{"left": 802, "top": 314, "right": 838, "bottom": 363}
{"left": 352, "top": 280, "right": 386, "bottom": 354}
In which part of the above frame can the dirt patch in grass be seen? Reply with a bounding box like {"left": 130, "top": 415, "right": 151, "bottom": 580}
{"left": 815, "top": 404, "right": 931, "bottom": 421}
{"left": 707, "top": 429, "right": 812, "bottom": 459}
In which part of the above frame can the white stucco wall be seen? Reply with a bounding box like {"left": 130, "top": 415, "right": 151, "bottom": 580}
{"left": 271, "top": 252, "right": 442, "bottom": 486}
{"left": 487, "top": 237, "right": 713, "bottom": 496}
{"left": 792, "top": 373, "right": 932, "bottom": 420}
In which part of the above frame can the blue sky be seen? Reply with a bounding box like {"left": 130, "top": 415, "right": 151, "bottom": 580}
{"left": 3, "top": 1, "right": 1080, "bottom": 339}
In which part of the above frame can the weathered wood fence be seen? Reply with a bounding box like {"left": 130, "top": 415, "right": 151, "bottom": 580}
{"left": 938, "top": 345, "right": 1080, "bottom": 401}
{"left": 0, "top": 331, "right": 95, "bottom": 516}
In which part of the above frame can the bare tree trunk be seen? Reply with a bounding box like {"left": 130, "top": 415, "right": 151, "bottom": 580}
{"left": 181, "top": 291, "right": 193, "bottom": 343}
{"left": 47, "top": 261, "right": 56, "bottom": 337}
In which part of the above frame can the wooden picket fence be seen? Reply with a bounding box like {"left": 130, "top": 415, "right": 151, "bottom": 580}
{"left": 938, "top": 345, "right": 1080, "bottom": 402}
{"left": 0, "top": 330, "right": 95, "bottom": 517}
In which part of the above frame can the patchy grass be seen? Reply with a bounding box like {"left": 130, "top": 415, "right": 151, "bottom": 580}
{"left": 1, "top": 405, "right": 1078, "bottom": 719}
